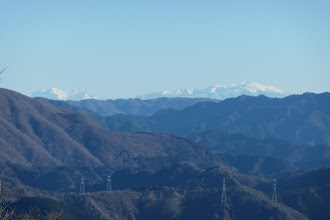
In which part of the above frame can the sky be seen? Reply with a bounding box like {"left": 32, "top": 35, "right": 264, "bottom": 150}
{"left": 1, "top": 0, "right": 330, "bottom": 99}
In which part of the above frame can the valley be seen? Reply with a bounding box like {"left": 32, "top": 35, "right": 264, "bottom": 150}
{"left": 1, "top": 88, "right": 330, "bottom": 219}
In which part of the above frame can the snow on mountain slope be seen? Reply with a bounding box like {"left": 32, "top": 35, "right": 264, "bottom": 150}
{"left": 27, "top": 82, "right": 288, "bottom": 101}
{"left": 28, "top": 88, "right": 97, "bottom": 101}
{"left": 139, "top": 82, "right": 289, "bottom": 100}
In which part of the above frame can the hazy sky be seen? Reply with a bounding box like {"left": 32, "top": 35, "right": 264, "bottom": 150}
{"left": 1, "top": 0, "right": 329, "bottom": 98}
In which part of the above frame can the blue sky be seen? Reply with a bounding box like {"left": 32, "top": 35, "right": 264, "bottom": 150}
{"left": 1, "top": 0, "right": 329, "bottom": 98}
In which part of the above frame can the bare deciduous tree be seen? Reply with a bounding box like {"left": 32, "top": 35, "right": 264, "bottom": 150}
{"left": 1, "top": 190, "right": 64, "bottom": 220}
{"left": 15, "top": 207, "right": 65, "bottom": 220}
{"left": 0, "top": 196, "right": 15, "bottom": 220}
{"left": 0, "top": 65, "right": 7, "bottom": 83}
{"left": 0, "top": 66, "right": 6, "bottom": 74}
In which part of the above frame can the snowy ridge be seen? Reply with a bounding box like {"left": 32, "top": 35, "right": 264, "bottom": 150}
{"left": 27, "top": 88, "right": 97, "bottom": 101}
{"left": 139, "top": 82, "right": 289, "bottom": 100}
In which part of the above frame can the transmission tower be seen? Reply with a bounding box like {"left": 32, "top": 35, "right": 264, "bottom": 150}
{"left": 0, "top": 177, "right": 2, "bottom": 196}
{"left": 272, "top": 178, "right": 277, "bottom": 206}
{"left": 221, "top": 178, "right": 227, "bottom": 206}
{"left": 106, "top": 175, "right": 112, "bottom": 192}
{"left": 80, "top": 177, "right": 85, "bottom": 194}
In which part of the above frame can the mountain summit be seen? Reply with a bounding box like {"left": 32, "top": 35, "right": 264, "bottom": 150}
{"left": 27, "top": 82, "right": 288, "bottom": 101}
{"left": 139, "top": 82, "right": 289, "bottom": 100}
{"left": 28, "top": 88, "right": 97, "bottom": 101}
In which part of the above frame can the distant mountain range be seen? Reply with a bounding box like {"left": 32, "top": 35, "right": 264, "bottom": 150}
{"left": 110, "top": 92, "right": 330, "bottom": 146}
{"left": 27, "top": 82, "right": 289, "bottom": 101}
{"left": 1, "top": 88, "right": 328, "bottom": 220}
{"left": 0, "top": 88, "right": 224, "bottom": 170}
{"left": 139, "top": 82, "right": 290, "bottom": 99}
{"left": 193, "top": 128, "right": 330, "bottom": 169}
{"left": 39, "top": 97, "right": 217, "bottom": 117}
{"left": 27, "top": 88, "right": 97, "bottom": 101}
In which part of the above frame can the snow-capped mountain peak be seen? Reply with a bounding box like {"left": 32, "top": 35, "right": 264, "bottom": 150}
{"left": 138, "top": 82, "right": 289, "bottom": 100}
{"left": 50, "top": 88, "right": 69, "bottom": 100}
{"left": 27, "top": 88, "right": 97, "bottom": 101}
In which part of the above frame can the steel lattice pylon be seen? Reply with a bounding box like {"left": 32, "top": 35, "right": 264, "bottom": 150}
{"left": 106, "top": 175, "right": 112, "bottom": 192}
{"left": 221, "top": 178, "right": 227, "bottom": 206}
{"left": 272, "top": 178, "right": 277, "bottom": 206}
{"left": 80, "top": 177, "right": 85, "bottom": 194}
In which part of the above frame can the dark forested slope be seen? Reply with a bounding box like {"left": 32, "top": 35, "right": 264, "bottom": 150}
{"left": 41, "top": 97, "right": 217, "bottom": 116}
{"left": 0, "top": 88, "right": 225, "bottom": 170}
{"left": 112, "top": 93, "right": 330, "bottom": 145}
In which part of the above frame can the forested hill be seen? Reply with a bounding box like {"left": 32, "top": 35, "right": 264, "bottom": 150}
{"left": 0, "top": 88, "right": 225, "bottom": 170}
{"left": 40, "top": 97, "right": 217, "bottom": 116}
{"left": 109, "top": 92, "right": 330, "bottom": 145}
